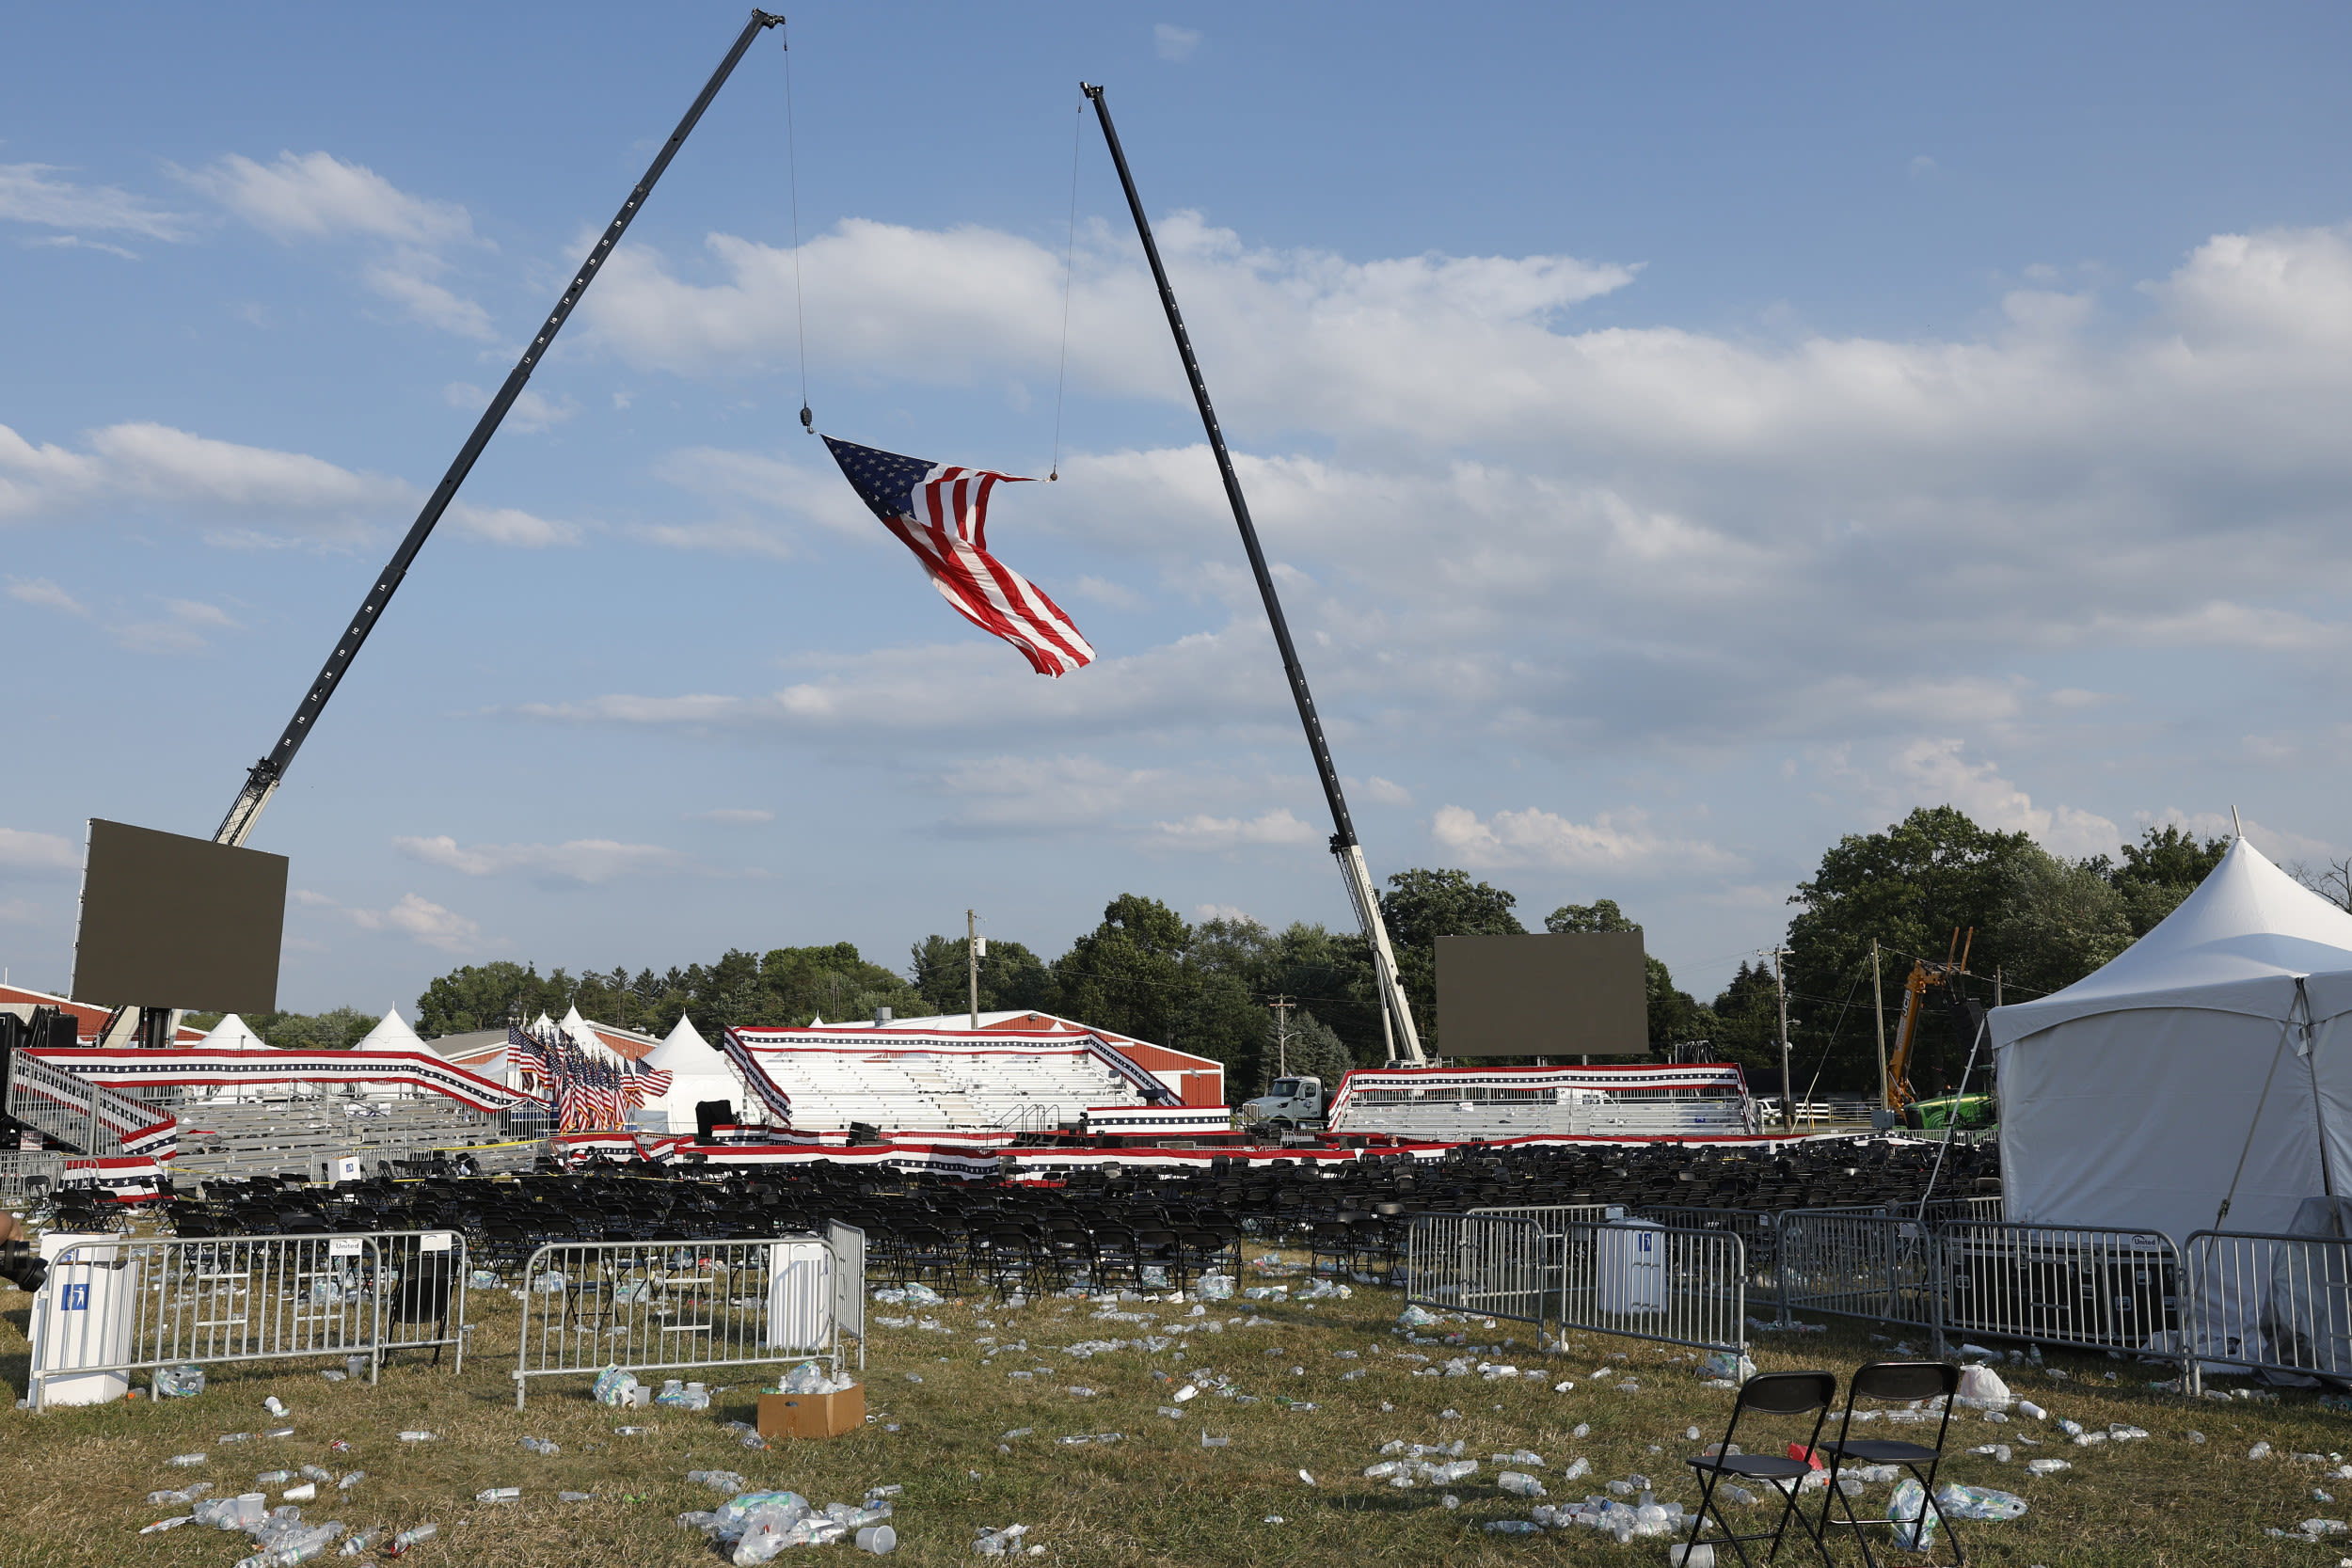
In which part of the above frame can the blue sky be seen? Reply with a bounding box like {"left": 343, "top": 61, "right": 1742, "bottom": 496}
{"left": 8, "top": 3, "right": 2352, "bottom": 1016}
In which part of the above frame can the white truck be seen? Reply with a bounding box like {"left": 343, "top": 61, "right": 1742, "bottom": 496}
{"left": 1240, "top": 1076, "right": 1327, "bottom": 1130}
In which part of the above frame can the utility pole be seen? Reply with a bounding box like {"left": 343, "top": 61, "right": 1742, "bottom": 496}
{"left": 966, "top": 910, "right": 984, "bottom": 1031}
{"left": 1769, "top": 947, "right": 1794, "bottom": 1132}
{"left": 1872, "top": 939, "right": 1888, "bottom": 1117}
{"left": 1270, "top": 995, "right": 1295, "bottom": 1078}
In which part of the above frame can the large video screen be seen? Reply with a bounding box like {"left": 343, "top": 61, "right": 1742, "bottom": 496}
{"left": 1435, "top": 931, "right": 1647, "bottom": 1056}
{"left": 72, "top": 819, "right": 286, "bottom": 1014}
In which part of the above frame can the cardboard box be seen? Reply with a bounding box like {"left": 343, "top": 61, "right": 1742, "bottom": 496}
{"left": 757, "top": 1384, "right": 864, "bottom": 1440}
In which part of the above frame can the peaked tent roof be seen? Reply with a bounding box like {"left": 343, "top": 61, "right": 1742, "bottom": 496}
{"left": 646, "top": 1012, "right": 731, "bottom": 1079}
{"left": 1993, "top": 837, "right": 2352, "bottom": 1043}
{"left": 204, "top": 1013, "right": 271, "bottom": 1051}
{"left": 355, "top": 1007, "right": 425, "bottom": 1053}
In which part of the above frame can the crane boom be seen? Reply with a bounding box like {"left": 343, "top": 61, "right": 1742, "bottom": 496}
{"left": 212, "top": 9, "right": 787, "bottom": 849}
{"left": 1885, "top": 927, "right": 1972, "bottom": 1114}
{"left": 1081, "top": 82, "right": 1425, "bottom": 1064}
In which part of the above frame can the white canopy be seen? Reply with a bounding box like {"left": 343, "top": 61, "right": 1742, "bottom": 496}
{"left": 354, "top": 1007, "right": 425, "bottom": 1053}
{"left": 1994, "top": 837, "right": 2352, "bottom": 1255}
{"left": 561, "top": 1004, "right": 628, "bottom": 1067}
{"left": 637, "top": 1013, "right": 741, "bottom": 1136}
{"left": 203, "top": 1013, "right": 270, "bottom": 1051}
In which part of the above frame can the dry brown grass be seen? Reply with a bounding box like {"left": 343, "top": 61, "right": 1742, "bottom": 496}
{"left": 3, "top": 1250, "right": 2348, "bottom": 1567}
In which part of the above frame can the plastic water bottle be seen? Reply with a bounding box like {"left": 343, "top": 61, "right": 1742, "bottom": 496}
{"left": 475, "top": 1487, "right": 520, "bottom": 1502}
{"left": 388, "top": 1522, "right": 437, "bottom": 1556}
{"left": 1499, "top": 1472, "right": 1548, "bottom": 1497}
{"left": 338, "top": 1472, "right": 365, "bottom": 1491}
{"left": 168, "top": 1453, "right": 208, "bottom": 1467}
{"left": 338, "top": 1528, "right": 378, "bottom": 1557}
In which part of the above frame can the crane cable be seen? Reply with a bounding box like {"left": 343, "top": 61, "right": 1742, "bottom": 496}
{"left": 784, "top": 24, "right": 811, "bottom": 432}
{"left": 1049, "top": 103, "right": 1082, "bottom": 480}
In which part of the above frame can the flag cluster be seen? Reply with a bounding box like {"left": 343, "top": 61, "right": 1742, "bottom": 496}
{"left": 507, "top": 1022, "right": 670, "bottom": 1132}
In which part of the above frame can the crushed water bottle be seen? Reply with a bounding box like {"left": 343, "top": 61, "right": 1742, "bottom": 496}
{"left": 690, "top": 1470, "right": 751, "bottom": 1495}
{"left": 520, "top": 1437, "right": 560, "bottom": 1455}
{"left": 140, "top": 1516, "right": 195, "bottom": 1535}
{"left": 387, "top": 1522, "right": 437, "bottom": 1556}
{"left": 338, "top": 1527, "right": 378, "bottom": 1557}
{"left": 1936, "top": 1484, "right": 2026, "bottom": 1522}
{"left": 337, "top": 1473, "right": 364, "bottom": 1492}
{"left": 1499, "top": 1472, "right": 1548, "bottom": 1497}
{"left": 475, "top": 1488, "right": 520, "bottom": 1503}
{"left": 1887, "top": 1479, "right": 1939, "bottom": 1551}
{"left": 168, "top": 1453, "right": 208, "bottom": 1467}
{"left": 152, "top": 1364, "right": 206, "bottom": 1398}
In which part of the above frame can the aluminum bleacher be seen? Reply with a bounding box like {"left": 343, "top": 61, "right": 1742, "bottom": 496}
{"left": 729, "top": 1028, "right": 1165, "bottom": 1134}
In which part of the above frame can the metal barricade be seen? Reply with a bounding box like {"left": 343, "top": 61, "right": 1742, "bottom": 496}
{"left": 1472, "top": 1203, "right": 1618, "bottom": 1305}
{"left": 827, "top": 1221, "right": 867, "bottom": 1366}
{"left": 1938, "top": 1222, "right": 2184, "bottom": 1367}
{"left": 2183, "top": 1229, "right": 2352, "bottom": 1387}
{"left": 1554, "top": 1219, "right": 1746, "bottom": 1354}
{"left": 1772, "top": 1211, "right": 1939, "bottom": 1332}
{"left": 28, "top": 1229, "right": 468, "bottom": 1411}
{"left": 514, "top": 1233, "right": 859, "bottom": 1407}
{"left": 1918, "top": 1196, "right": 2005, "bottom": 1225}
{"left": 0, "top": 1150, "right": 69, "bottom": 1204}
{"left": 1405, "top": 1212, "right": 1547, "bottom": 1324}
{"left": 1636, "top": 1206, "right": 1787, "bottom": 1293}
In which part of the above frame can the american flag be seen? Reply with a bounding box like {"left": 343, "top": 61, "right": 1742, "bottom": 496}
{"left": 823, "top": 436, "right": 1095, "bottom": 676}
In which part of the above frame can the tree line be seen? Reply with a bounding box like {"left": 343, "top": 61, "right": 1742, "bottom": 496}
{"left": 256, "top": 807, "right": 2257, "bottom": 1098}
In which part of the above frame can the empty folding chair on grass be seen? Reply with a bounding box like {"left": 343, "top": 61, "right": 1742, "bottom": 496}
{"left": 1680, "top": 1370, "right": 1839, "bottom": 1567}
{"left": 1815, "top": 1360, "right": 1966, "bottom": 1566}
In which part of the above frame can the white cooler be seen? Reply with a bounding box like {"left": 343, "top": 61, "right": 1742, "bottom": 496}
{"left": 30, "top": 1232, "right": 141, "bottom": 1406}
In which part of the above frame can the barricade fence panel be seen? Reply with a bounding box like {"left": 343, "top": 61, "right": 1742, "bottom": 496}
{"left": 1937, "top": 1222, "right": 2185, "bottom": 1369}
{"left": 514, "top": 1235, "right": 853, "bottom": 1407}
{"left": 29, "top": 1229, "right": 469, "bottom": 1411}
{"left": 1634, "top": 1207, "right": 1785, "bottom": 1293}
{"left": 1405, "top": 1212, "right": 1547, "bottom": 1325}
{"left": 1554, "top": 1221, "right": 1746, "bottom": 1354}
{"left": 1772, "top": 1211, "right": 1939, "bottom": 1332}
{"left": 1470, "top": 1203, "right": 1618, "bottom": 1307}
{"left": 2182, "top": 1229, "right": 2352, "bottom": 1387}
{"left": 0, "top": 1150, "right": 70, "bottom": 1204}
{"left": 826, "top": 1221, "right": 867, "bottom": 1364}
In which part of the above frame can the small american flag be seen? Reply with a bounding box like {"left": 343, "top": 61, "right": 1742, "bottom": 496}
{"left": 823, "top": 436, "right": 1095, "bottom": 676}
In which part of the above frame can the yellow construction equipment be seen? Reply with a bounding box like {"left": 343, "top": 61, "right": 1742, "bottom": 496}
{"left": 1886, "top": 927, "right": 1973, "bottom": 1116}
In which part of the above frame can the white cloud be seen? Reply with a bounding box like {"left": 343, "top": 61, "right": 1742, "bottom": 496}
{"left": 1360, "top": 776, "right": 1415, "bottom": 807}
{"left": 687, "top": 808, "right": 774, "bottom": 825}
{"left": 0, "top": 163, "right": 193, "bottom": 241}
{"left": 346, "top": 892, "right": 485, "bottom": 955}
{"left": 1073, "top": 576, "right": 1145, "bottom": 610}
{"left": 21, "top": 233, "right": 140, "bottom": 260}
{"left": 1153, "top": 24, "right": 1202, "bottom": 61}
{"left": 7, "top": 577, "right": 87, "bottom": 616}
{"left": 364, "top": 252, "right": 493, "bottom": 339}
{"left": 182, "top": 152, "right": 492, "bottom": 339}
{"left": 447, "top": 501, "right": 580, "bottom": 548}
{"left": 0, "top": 829, "right": 79, "bottom": 875}
{"left": 181, "top": 151, "right": 472, "bottom": 246}
{"left": 1431, "top": 804, "right": 1742, "bottom": 873}
{"left": 114, "top": 596, "right": 242, "bottom": 655}
{"left": 392, "top": 833, "right": 694, "bottom": 884}
{"left": 1195, "top": 902, "right": 1257, "bottom": 925}
{"left": 1151, "top": 809, "right": 1318, "bottom": 850}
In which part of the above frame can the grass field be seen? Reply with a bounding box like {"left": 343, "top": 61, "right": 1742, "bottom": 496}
{"left": 2, "top": 1247, "right": 2348, "bottom": 1567}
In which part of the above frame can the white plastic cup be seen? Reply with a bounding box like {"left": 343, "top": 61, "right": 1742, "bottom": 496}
{"left": 856, "top": 1525, "right": 898, "bottom": 1555}
{"left": 234, "top": 1493, "right": 266, "bottom": 1526}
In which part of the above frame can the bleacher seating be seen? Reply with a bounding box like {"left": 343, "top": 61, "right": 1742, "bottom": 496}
{"left": 744, "top": 1044, "right": 1149, "bottom": 1133}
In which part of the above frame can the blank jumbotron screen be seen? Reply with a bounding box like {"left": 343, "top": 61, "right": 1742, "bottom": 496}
{"left": 1436, "top": 932, "right": 1647, "bottom": 1056}
{"left": 72, "top": 819, "right": 287, "bottom": 1013}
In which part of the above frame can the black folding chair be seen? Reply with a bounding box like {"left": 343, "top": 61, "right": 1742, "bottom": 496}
{"left": 1681, "top": 1369, "right": 1839, "bottom": 1567}
{"left": 1816, "top": 1360, "right": 1965, "bottom": 1565}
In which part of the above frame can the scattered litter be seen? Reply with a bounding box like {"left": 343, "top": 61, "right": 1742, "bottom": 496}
{"left": 476, "top": 1487, "right": 520, "bottom": 1502}
{"left": 2025, "top": 1460, "right": 2072, "bottom": 1476}
{"left": 520, "top": 1437, "right": 560, "bottom": 1455}
{"left": 396, "top": 1431, "right": 435, "bottom": 1443}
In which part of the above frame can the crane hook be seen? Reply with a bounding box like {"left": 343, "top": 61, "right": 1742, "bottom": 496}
{"left": 800, "top": 404, "right": 813, "bottom": 434}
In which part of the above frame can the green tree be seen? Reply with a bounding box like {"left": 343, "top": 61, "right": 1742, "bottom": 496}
{"left": 414, "top": 961, "right": 571, "bottom": 1037}
{"left": 2107, "top": 825, "right": 2232, "bottom": 935}
{"left": 1277, "top": 1008, "right": 1356, "bottom": 1093}
{"left": 1707, "top": 961, "right": 1786, "bottom": 1083}
{"left": 247, "top": 1006, "right": 376, "bottom": 1051}
{"left": 1991, "top": 850, "right": 2135, "bottom": 998}
{"left": 907, "top": 935, "right": 1052, "bottom": 1018}
{"left": 1378, "top": 868, "right": 1526, "bottom": 1049}
{"left": 1051, "top": 895, "right": 1195, "bottom": 1045}
{"left": 1783, "top": 806, "right": 2042, "bottom": 1090}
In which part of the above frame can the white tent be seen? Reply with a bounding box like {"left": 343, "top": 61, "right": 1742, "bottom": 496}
{"left": 354, "top": 1008, "right": 424, "bottom": 1053}
{"left": 1993, "top": 837, "right": 2352, "bottom": 1252}
{"left": 202, "top": 1013, "right": 271, "bottom": 1051}
{"left": 636, "top": 1013, "right": 741, "bottom": 1136}
{"left": 562, "top": 1004, "right": 628, "bottom": 1068}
